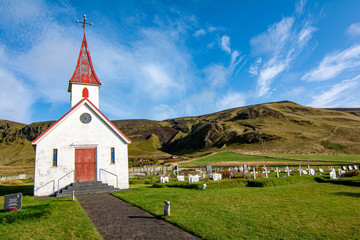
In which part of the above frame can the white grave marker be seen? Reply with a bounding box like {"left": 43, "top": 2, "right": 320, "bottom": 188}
{"left": 177, "top": 176, "right": 185, "bottom": 181}
{"left": 329, "top": 169, "right": 337, "bottom": 179}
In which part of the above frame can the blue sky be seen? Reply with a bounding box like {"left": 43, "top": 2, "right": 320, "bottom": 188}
{"left": 1, "top": 0, "right": 360, "bottom": 124}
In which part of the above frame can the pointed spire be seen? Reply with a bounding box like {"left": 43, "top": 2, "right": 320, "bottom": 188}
{"left": 68, "top": 34, "right": 101, "bottom": 89}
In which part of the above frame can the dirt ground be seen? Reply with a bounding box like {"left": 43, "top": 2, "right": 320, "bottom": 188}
{"left": 77, "top": 193, "right": 201, "bottom": 240}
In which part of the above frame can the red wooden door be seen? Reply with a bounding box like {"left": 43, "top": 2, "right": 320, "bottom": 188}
{"left": 75, "top": 148, "right": 95, "bottom": 182}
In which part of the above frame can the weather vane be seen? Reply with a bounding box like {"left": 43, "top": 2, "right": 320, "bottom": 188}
{"left": 76, "top": 14, "right": 93, "bottom": 34}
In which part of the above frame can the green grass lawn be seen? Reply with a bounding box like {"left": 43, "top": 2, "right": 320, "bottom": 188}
{"left": 261, "top": 154, "right": 360, "bottom": 163}
{"left": 180, "top": 152, "right": 360, "bottom": 166}
{"left": 113, "top": 176, "right": 360, "bottom": 239}
{"left": 0, "top": 181, "right": 101, "bottom": 240}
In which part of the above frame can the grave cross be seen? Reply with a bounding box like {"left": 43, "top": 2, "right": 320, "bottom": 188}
{"left": 76, "top": 14, "right": 93, "bottom": 34}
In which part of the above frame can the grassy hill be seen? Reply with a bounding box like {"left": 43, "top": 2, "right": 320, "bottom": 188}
{"left": 1, "top": 101, "right": 360, "bottom": 166}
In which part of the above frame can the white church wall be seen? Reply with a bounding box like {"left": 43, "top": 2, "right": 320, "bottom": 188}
{"left": 34, "top": 102, "right": 129, "bottom": 196}
{"left": 70, "top": 84, "right": 100, "bottom": 108}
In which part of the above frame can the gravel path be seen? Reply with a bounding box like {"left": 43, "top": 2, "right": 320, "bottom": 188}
{"left": 77, "top": 193, "right": 201, "bottom": 240}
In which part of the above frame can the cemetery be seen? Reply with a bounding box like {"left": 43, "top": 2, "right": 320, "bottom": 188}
{"left": 1, "top": 157, "right": 359, "bottom": 239}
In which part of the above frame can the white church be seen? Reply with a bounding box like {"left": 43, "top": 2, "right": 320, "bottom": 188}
{"left": 32, "top": 27, "right": 131, "bottom": 196}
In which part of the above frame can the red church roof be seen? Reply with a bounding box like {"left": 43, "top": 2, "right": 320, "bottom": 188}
{"left": 68, "top": 34, "right": 101, "bottom": 90}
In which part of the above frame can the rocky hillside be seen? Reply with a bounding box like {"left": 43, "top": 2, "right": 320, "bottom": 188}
{"left": 1, "top": 101, "right": 360, "bottom": 165}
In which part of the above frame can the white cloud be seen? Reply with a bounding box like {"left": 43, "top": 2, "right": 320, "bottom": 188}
{"left": 204, "top": 64, "right": 228, "bottom": 87}
{"left": 257, "top": 61, "right": 287, "bottom": 97}
{"left": 142, "top": 64, "right": 183, "bottom": 98}
{"left": 220, "top": 35, "right": 231, "bottom": 54}
{"left": 283, "top": 86, "right": 306, "bottom": 97}
{"left": 194, "top": 28, "right": 206, "bottom": 37}
{"left": 302, "top": 44, "right": 360, "bottom": 81}
{"left": 310, "top": 76, "right": 359, "bottom": 108}
{"left": 151, "top": 104, "right": 177, "bottom": 120}
{"left": 250, "top": 17, "right": 295, "bottom": 56}
{"left": 299, "top": 26, "right": 317, "bottom": 44}
{"left": 249, "top": 58, "right": 262, "bottom": 76}
{"left": 0, "top": 68, "right": 34, "bottom": 123}
{"left": 346, "top": 23, "right": 360, "bottom": 36}
{"left": 216, "top": 92, "right": 245, "bottom": 111}
{"left": 250, "top": 3, "right": 317, "bottom": 97}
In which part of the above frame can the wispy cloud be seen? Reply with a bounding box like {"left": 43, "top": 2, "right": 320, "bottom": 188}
{"left": 220, "top": 35, "right": 231, "bottom": 54}
{"left": 250, "top": 2, "right": 317, "bottom": 97}
{"left": 216, "top": 92, "right": 245, "bottom": 111}
{"left": 302, "top": 44, "right": 360, "bottom": 81}
{"left": 310, "top": 75, "right": 359, "bottom": 108}
{"left": 346, "top": 23, "right": 360, "bottom": 36}
{"left": 203, "top": 35, "right": 245, "bottom": 88}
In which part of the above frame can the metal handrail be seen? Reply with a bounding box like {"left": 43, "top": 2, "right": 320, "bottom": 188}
{"left": 58, "top": 170, "right": 74, "bottom": 193}
{"left": 99, "top": 168, "right": 118, "bottom": 188}
{"left": 34, "top": 180, "right": 55, "bottom": 195}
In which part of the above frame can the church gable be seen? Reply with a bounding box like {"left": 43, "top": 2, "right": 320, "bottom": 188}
{"left": 32, "top": 98, "right": 130, "bottom": 145}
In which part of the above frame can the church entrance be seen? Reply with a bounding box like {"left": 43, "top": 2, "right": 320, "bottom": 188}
{"left": 75, "top": 148, "right": 96, "bottom": 182}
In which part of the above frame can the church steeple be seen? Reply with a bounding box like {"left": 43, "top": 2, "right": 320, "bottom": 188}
{"left": 68, "top": 34, "right": 101, "bottom": 88}
{"left": 69, "top": 15, "right": 101, "bottom": 109}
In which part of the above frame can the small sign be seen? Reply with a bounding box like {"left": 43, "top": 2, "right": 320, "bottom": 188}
{"left": 3, "top": 193, "right": 22, "bottom": 211}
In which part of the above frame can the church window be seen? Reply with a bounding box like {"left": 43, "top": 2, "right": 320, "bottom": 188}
{"left": 82, "top": 87, "right": 89, "bottom": 98}
{"left": 53, "top": 149, "right": 58, "bottom": 167}
{"left": 111, "top": 147, "right": 115, "bottom": 164}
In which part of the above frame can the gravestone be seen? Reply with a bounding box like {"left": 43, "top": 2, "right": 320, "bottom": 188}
{"left": 309, "top": 169, "right": 315, "bottom": 175}
{"left": 354, "top": 165, "right": 358, "bottom": 170}
{"left": 164, "top": 201, "right": 170, "bottom": 216}
{"left": 177, "top": 176, "right": 185, "bottom": 181}
{"left": 264, "top": 166, "right": 268, "bottom": 178}
{"left": 302, "top": 170, "right": 308, "bottom": 175}
{"left": 286, "top": 166, "right": 290, "bottom": 177}
{"left": 342, "top": 166, "right": 347, "bottom": 171}
{"left": 319, "top": 168, "right": 324, "bottom": 173}
{"left": 213, "top": 173, "right": 222, "bottom": 181}
{"left": 253, "top": 169, "right": 256, "bottom": 179}
{"left": 129, "top": 175, "right": 134, "bottom": 179}
{"left": 160, "top": 176, "right": 169, "bottom": 183}
{"left": 338, "top": 169, "right": 346, "bottom": 177}
{"left": 138, "top": 177, "right": 146, "bottom": 180}
{"left": 189, "top": 174, "right": 200, "bottom": 183}
{"left": 3, "top": 193, "right": 22, "bottom": 211}
{"left": 330, "top": 169, "right": 337, "bottom": 179}
{"left": 206, "top": 166, "right": 212, "bottom": 173}
{"left": 276, "top": 167, "right": 279, "bottom": 178}
{"left": 299, "top": 165, "right": 302, "bottom": 176}
{"left": 201, "top": 184, "right": 207, "bottom": 190}
{"left": 234, "top": 166, "right": 239, "bottom": 172}
{"left": 162, "top": 166, "right": 167, "bottom": 175}
{"left": 348, "top": 166, "right": 353, "bottom": 171}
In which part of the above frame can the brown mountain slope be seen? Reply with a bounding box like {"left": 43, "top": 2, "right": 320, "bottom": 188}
{"left": 1, "top": 101, "right": 360, "bottom": 166}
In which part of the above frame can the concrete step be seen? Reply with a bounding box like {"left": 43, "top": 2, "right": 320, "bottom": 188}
{"left": 57, "top": 188, "right": 119, "bottom": 197}
{"left": 57, "top": 181, "right": 119, "bottom": 198}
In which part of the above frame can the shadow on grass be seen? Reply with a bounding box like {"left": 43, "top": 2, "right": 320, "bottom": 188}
{"left": 0, "top": 204, "right": 51, "bottom": 224}
{"left": 0, "top": 185, "right": 34, "bottom": 196}
{"left": 333, "top": 192, "right": 360, "bottom": 198}
{"left": 314, "top": 177, "right": 360, "bottom": 187}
